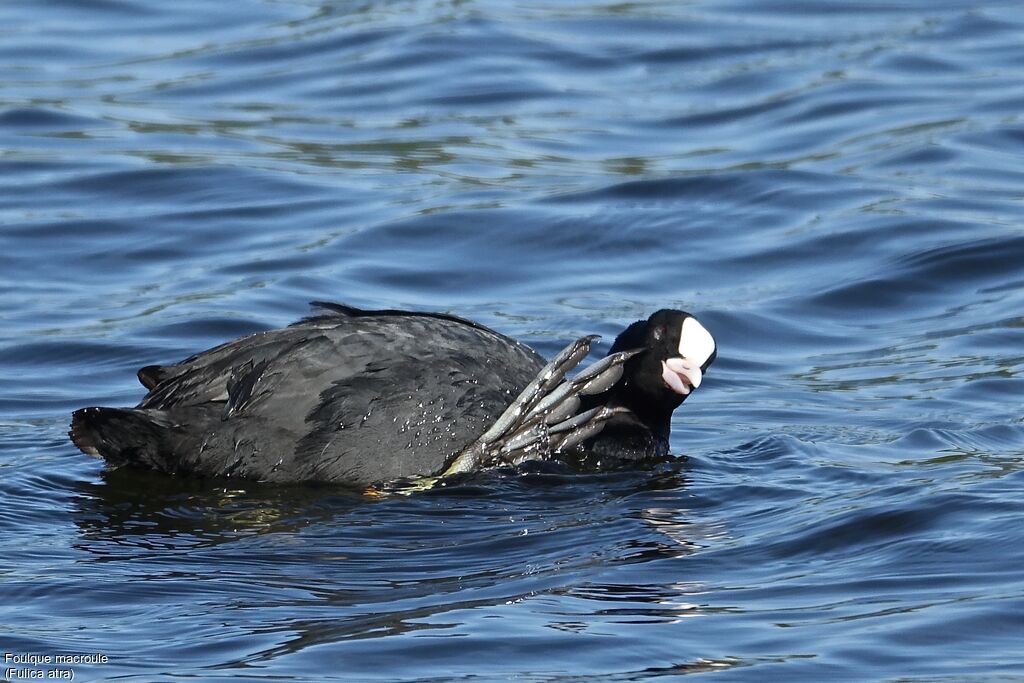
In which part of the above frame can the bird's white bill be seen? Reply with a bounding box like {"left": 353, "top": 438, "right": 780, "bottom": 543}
{"left": 662, "top": 357, "right": 702, "bottom": 395}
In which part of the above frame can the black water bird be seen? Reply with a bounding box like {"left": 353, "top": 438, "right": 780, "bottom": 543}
{"left": 70, "top": 302, "right": 716, "bottom": 487}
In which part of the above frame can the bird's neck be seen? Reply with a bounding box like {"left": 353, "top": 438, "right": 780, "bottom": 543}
{"left": 582, "top": 382, "right": 675, "bottom": 441}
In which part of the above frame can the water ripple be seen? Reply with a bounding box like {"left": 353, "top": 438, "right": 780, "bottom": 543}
{"left": 2, "top": 0, "right": 1024, "bottom": 680}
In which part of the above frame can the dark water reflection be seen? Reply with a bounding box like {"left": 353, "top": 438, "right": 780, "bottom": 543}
{"left": 64, "top": 467, "right": 709, "bottom": 680}
{"left": 2, "top": 0, "right": 1024, "bottom": 680}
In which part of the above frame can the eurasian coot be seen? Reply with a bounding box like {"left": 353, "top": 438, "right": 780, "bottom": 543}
{"left": 70, "top": 302, "right": 716, "bottom": 486}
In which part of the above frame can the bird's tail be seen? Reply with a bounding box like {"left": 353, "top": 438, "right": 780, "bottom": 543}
{"left": 70, "top": 406, "right": 176, "bottom": 470}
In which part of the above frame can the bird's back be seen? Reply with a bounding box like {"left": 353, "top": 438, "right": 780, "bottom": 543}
{"left": 72, "top": 307, "right": 545, "bottom": 485}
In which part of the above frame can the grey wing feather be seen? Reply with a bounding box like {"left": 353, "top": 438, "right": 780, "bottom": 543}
{"left": 129, "top": 311, "right": 545, "bottom": 484}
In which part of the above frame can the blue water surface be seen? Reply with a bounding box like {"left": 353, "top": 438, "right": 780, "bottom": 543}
{"left": 2, "top": 0, "right": 1024, "bottom": 681}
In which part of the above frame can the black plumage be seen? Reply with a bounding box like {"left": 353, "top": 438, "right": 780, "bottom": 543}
{"left": 70, "top": 302, "right": 716, "bottom": 487}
